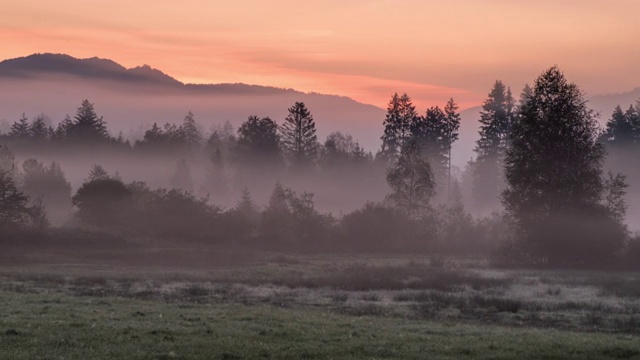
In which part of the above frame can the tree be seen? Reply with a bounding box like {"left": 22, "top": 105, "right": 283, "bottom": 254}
{"left": 443, "top": 98, "right": 461, "bottom": 201}
{"left": 87, "top": 164, "right": 109, "bottom": 182}
{"left": 602, "top": 105, "right": 639, "bottom": 146}
{"left": 386, "top": 141, "right": 435, "bottom": 219}
{"left": 503, "top": 66, "right": 626, "bottom": 267}
{"left": 411, "top": 106, "right": 449, "bottom": 198}
{"left": 201, "top": 147, "right": 228, "bottom": 203}
{"left": 235, "top": 116, "right": 282, "bottom": 167}
{"left": 9, "top": 113, "right": 31, "bottom": 140}
{"left": 473, "top": 81, "right": 515, "bottom": 214}
{"left": 54, "top": 115, "right": 73, "bottom": 141}
{"left": 380, "top": 93, "right": 418, "bottom": 161}
{"left": 68, "top": 99, "right": 109, "bottom": 142}
{"left": 0, "top": 169, "right": 30, "bottom": 231}
{"left": 0, "top": 145, "right": 16, "bottom": 175}
{"left": 72, "top": 178, "right": 131, "bottom": 228}
{"left": 22, "top": 159, "right": 72, "bottom": 225}
{"left": 30, "top": 115, "right": 51, "bottom": 143}
{"left": 181, "top": 111, "right": 202, "bottom": 150}
{"left": 320, "top": 132, "right": 367, "bottom": 171}
{"left": 280, "top": 102, "right": 318, "bottom": 169}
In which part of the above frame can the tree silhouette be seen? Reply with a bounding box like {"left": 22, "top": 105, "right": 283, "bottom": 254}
{"left": 9, "top": 113, "right": 31, "bottom": 140}
{"left": 68, "top": 100, "right": 109, "bottom": 142}
{"left": 386, "top": 141, "right": 435, "bottom": 219}
{"left": 87, "top": 164, "right": 109, "bottom": 182}
{"left": 235, "top": 115, "right": 282, "bottom": 167}
{"left": 280, "top": 102, "right": 318, "bottom": 169}
{"left": 0, "top": 169, "right": 29, "bottom": 231}
{"left": 473, "top": 81, "right": 515, "bottom": 214}
{"left": 181, "top": 111, "right": 202, "bottom": 150}
{"left": 380, "top": 93, "right": 418, "bottom": 161}
{"left": 503, "top": 66, "right": 626, "bottom": 267}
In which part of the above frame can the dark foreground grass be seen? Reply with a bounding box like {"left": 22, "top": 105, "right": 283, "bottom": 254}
{"left": 1, "top": 292, "right": 640, "bottom": 360}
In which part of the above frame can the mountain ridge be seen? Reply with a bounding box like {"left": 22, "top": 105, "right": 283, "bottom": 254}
{"left": 0, "top": 53, "right": 382, "bottom": 110}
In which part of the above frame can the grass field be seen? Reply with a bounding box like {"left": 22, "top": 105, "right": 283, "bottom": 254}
{"left": 1, "top": 253, "right": 640, "bottom": 359}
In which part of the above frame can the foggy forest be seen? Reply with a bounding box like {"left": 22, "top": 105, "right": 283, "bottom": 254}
{"left": 3, "top": 57, "right": 640, "bottom": 358}
{"left": 2, "top": 65, "right": 640, "bottom": 269}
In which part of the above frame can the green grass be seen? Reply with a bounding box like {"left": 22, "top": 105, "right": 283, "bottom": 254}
{"left": 1, "top": 291, "right": 640, "bottom": 360}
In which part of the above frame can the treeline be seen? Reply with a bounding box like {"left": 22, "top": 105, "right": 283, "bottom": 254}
{"left": 1, "top": 158, "right": 499, "bottom": 254}
{"left": 1, "top": 66, "right": 640, "bottom": 269}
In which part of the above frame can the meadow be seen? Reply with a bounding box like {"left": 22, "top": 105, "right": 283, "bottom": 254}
{"left": 1, "top": 249, "right": 640, "bottom": 359}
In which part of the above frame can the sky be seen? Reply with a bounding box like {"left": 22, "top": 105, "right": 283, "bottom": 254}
{"left": 1, "top": 0, "right": 639, "bottom": 110}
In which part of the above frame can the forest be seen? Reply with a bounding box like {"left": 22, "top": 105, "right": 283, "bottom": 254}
{"left": 1, "top": 66, "right": 639, "bottom": 269}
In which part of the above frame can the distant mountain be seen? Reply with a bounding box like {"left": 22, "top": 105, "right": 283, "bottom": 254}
{"left": 0, "top": 53, "right": 181, "bottom": 86}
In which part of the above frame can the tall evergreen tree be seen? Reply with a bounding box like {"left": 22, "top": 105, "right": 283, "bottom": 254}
{"left": 473, "top": 81, "right": 515, "bottom": 214}
{"left": 30, "top": 116, "right": 50, "bottom": 143}
{"left": 9, "top": 113, "right": 31, "bottom": 139}
{"left": 602, "top": 105, "right": 639, "bottom": 146}
{"left": 68, "top": 100, "right": 109, "bottom": 142}
{"left": 411, "top": 106, "right": 450, "bottom": 197}
{"left": 181, "top": 111, "right": 202, "bottom": 150}
{"left": 443, "top": 98, "right": 461, "bottom": 200}
{"left": 380, "top": 93, "right": 418, "bottom": 161}
{"left": 280, "top": 102, "right": 318, "bottom": 169}
{"left": 54, "top": 115, "right": 73, "bottom": 141}
{"left": 503, "top": 66, "right": 626, "bottom": 267}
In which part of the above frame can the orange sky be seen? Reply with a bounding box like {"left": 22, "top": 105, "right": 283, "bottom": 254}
{"left": 1, "top": 0, "right": 639, "bottom": 109}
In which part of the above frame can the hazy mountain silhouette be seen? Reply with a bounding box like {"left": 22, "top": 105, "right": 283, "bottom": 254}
{"left": 0, "top": 54, "right": 637, "bottom": 168}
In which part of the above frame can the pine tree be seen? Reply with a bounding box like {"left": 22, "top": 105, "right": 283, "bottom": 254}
{"left": 280, "top": 102, "right": 318, "bottom": 169}
{"left": 503, "top": 66, "right": 626, "bottom": 267}
{"left": 54, "top": 115, "right": 73, "bottom": 141}
{"left": 443, "top": 98, "right": 461, "bottom": 200}
{"left": 411, "top": 106, "right": 449, "bottom": 196}
{"left": 87, "top": 164, "right": 109, "bottom": 182}
{"left": 68, "top": 99, "right": 109, "bottom": 142}
{"left": 202, "top": 147, "right": 228, "bottom": 203}
{"left": 235, "top": 187, "right": 258, "bottom": 215}
{"left": 9, "top": 113, "right": 31, "bottom": 139}
{"left": 181, "top": 111, "right": 202, "bottom": 150}
{"left": 602, "top": 105, "right": 639, "bottom": 146}
{"left": 380, "top": 93, "right": 418, "bottom": 161}
{"left": 30, "top": 116, "right": 50, "bottom": 143}
{"left": 473, "top": 81, "right": 515, "bottom": 214}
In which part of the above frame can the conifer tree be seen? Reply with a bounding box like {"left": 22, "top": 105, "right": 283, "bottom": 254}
{"left": 68, "top": 100, "right": 109, "bottom": 142}
{"left": 280, "top": 102, "right": 318, "bottom": 169}
{"left": 181, "top": 111, "right": 202, "bottom": 150}
{"left": 473, "top": 81, "right": 515, "bottom": 214}
{"left": 380, "top": 93, "right": 418, "bottom": 161}
{"left": 9, "top": 113, "right": 31, "bottom": 139}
